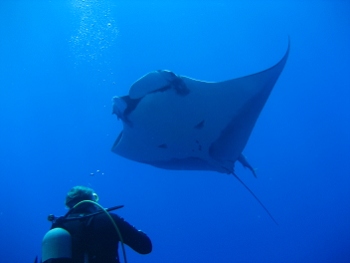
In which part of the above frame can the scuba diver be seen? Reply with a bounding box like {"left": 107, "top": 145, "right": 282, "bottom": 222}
{"left": 40, "top": 186, "right": 152, "bottom": 263}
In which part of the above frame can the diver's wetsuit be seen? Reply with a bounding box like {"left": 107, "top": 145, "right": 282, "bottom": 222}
{"left": 48, "top": 205, "right": 152, "bottom": 263}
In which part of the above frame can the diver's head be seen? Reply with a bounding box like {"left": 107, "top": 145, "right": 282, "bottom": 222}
{"left": 65, "top": 186, "right": 99, "bottom": 209}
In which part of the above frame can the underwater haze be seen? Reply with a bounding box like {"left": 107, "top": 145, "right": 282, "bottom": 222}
{"left": 0, "top": 0, "right": 349, "bottom": 262}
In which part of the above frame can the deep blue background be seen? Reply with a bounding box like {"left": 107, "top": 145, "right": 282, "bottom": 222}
{"left": 0, "top": 1, "right": 349, "bottom": 262}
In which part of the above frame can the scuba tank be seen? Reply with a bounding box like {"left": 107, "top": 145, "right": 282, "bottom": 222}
{"left": 42, "top": 228, "right": 72, "bottom": 263}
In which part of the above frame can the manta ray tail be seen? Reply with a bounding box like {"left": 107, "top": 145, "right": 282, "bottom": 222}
{"left": 232, "top": 173, "right": 278, "bottom": 225}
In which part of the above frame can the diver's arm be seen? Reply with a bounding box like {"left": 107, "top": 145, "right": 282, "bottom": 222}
{"left": 112, "top": 214, "right": 152, "bottom": 254}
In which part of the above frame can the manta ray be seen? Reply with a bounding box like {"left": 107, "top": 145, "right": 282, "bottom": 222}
{"left": 111, "top": 41, "right": 290, "bottom": 223}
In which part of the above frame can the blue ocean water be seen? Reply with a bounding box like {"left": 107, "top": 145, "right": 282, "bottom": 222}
{"left": 0, "top": 1, "right": 349, "bottom": 262}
